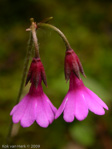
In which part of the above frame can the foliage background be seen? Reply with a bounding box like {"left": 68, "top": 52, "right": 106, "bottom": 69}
{"left": 0, "top": 0, "right": 112, "bottom": 148}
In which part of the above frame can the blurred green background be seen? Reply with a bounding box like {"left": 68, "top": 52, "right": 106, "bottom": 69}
{"left": 0, "top": 0, "right": 112, "bottom": 148}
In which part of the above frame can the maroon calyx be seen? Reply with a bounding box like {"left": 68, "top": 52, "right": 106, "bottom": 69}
{"left": 26, "top": 58, "right": 47, "bottom": 88}
{"left": 64, "top": 49, "right": 86, "bottom": 82}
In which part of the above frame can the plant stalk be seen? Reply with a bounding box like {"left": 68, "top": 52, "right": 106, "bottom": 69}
{"left": 37, "top": 23, "right": 71, "bottom": 50}
{"left": 30, "top": 18, "right": 40, "bottom": 58}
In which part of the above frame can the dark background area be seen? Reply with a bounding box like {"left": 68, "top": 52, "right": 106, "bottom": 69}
{"left": 0, "top": 0, "right": 112, "bottom": 149}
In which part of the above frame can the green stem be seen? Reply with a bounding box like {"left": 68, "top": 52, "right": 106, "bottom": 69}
{"left": 37, "top": 23, "right": 71, "bottom": 50}
{"left": 30, "top": 18, "right": 40, "bottom": 58}
{"left": 6, "top": 32, "right": 33, "bottom": 144}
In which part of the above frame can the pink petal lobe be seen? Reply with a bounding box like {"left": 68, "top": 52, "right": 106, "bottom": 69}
{"left": 36, "top": 94, "right": 56, "bottom": 128}
{"left": 44, "top": 94, "right": 57, "bottom": 114}
{"left": 20, "top": 96, "right": 36, "bottom": 127}
{"left": 10, "top": 95, "right": 29, "bottom": 123}
{"left": 63, "top": 92, "right": 75, "bottom": 122}
{"left": 75, "top": 91, "right": 88, "bottom": 121}
{"left": 86, "top": 87, "right": 108, "bottom": 110}
{"left": 84, "top": 90, "right": 105, "bottom": 115}
{"left": 55, "top": 94, "right": 68, "bottom": 119}
{"left": 43, "top": 94, "right": 57, "bottom": 124}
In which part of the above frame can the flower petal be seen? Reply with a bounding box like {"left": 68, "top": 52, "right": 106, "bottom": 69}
{"left": 36, "top": 95, "right": 55, "bottom": 128}
{"left": 20, "top": 96, "right": 36, "bottom": 127}
{"left": 10, "top": 95, "right": 29, "bottom": 123}
{"left": 44, "top": 94, "right": 57, "bottom": 114}
{"left": 43, "top": 94, "right": 56, "bottom": 124}
{"left": 55, "top": 94, "right": 68, "bottom": 119}
{"left": 63, "top": 92, "right": 75, "bottom": 122}
{"left": 86, "top": 88, "right": 108, "bottom": 110}
{"left": 75, "top": 91, "right": 88, "bottom": 121}
{"left": 84, "top": 90, "right": 105, "bottom": 115}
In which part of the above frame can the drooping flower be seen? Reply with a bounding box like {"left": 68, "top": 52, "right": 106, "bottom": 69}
{"left": 55, "top": 49, "right": 108, "bottom": 122}
{"left": 10, "top": 58, "right": 57, "bottom": 128}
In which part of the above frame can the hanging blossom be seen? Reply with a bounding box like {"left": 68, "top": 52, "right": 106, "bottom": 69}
{"left": 10, "top": 58, "right": 57, "bottom": 128}
{"left": 55, "top": 49, "right": 108, "bottom": 122}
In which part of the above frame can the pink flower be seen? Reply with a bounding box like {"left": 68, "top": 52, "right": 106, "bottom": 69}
{"left": 55, "top": 49, "right": 108, "bottom": 122}
{"left": 10, "top": 58, "right": 57, "bottom": 128}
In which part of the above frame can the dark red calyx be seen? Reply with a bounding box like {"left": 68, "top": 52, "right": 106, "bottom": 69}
{"left": 64, "top": 49, "right": 86, "bottom": 82}
{"left": 25, "top": 58, "right": 47, "bottom": 88}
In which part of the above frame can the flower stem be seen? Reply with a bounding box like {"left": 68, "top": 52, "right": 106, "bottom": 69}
{"left": 30, "top": 18, "right": 40, "bottom": 58}
{"left": 37, "top": 23, "right": 71, "bottom": 50}
{"left": 6, "top": 32, "right": 33, "bottom": 144}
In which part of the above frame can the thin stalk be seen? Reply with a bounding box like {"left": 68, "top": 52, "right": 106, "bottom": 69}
{"left": 30, "top": 18, "right": 40, "bottom": 58}
{"left": 37, "top": 23, "right": 71, "bottom": 50}
{"left": 6, "top": 32, "right": 33, "bottom": 144}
